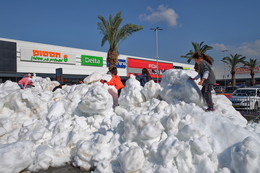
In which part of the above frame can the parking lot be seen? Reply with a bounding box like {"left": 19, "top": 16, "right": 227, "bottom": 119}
{"left": 239, "top": 111, "right": 260, "bottom": 123}
{"left": 231, "top": 98, "right": 260, "bottom": 123}
{"left": 218, "top": 87, "right": 260, "bottom": 123}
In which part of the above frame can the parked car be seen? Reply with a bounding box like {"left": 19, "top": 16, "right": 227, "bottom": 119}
{"left": 218, "top": 86, "right": 238, "bottom": 98}
{"left": 250, "top": 85, "right": 260, "bottom": 88}
{"left": 225, "top": 86, "right": 239, "bottom": 93}
{"left": 214, "top": 86, "right": 225, "bottom": 94}
{"left": 229, "top": 88, "right": 260, "bottom": 111}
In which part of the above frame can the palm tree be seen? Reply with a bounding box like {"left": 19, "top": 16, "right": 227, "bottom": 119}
{"left": 181, "top": 41, "right": 213, "bottom": 63}
{"left": 221, "top": 54, "right": 246, "bottom": 86}
{"left": 243, "top": 58, "right": 258, "bottom": 86}
{"left": 97, "top": 11, "right": 143, "bottom": 70}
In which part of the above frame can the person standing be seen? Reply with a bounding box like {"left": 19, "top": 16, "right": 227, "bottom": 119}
{"left": 135, "top": 68, "right": 152, "bottom": 86}
{"left": 190, "top": 53, "right": 216, "bottom": 111}
{"left": 18, "top": 73, "right": 33, "bottom": 89}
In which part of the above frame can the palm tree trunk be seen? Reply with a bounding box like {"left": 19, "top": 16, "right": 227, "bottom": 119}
{"left": 107, "top": 49, "right": 118, "bottom": 71}
{"left": 250, "top": 71, "right": 255, "bottom": 86}
{"left": 231, "top": 74, "right": 236, "bottom": 86}
{"left": 231, "top": 69, "right": 236, "bottom": 86}
{"left": 233, "top": 68, "right": 236, "bottom": 86}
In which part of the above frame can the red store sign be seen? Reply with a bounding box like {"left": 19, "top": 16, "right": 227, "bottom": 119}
{"left": 236, "top": 67, "right": 260, "bottom": 74}
{"left": 128, "top": 58, "right": 173, "bottom": 78}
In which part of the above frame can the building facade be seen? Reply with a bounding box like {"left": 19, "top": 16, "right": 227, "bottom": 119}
{"left": 0, "top": 38, "right": 194, "bottom": 84}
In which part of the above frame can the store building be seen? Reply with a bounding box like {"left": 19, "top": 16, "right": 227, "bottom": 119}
{"left": 215, "top": 64, "right": 260, "bottom": 87}
{"left": 0, "top": 37, "right": 194, "bottom": 84}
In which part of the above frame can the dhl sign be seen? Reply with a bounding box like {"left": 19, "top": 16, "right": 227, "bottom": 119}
{"left": 21, "top": 48, "right": 76, "bottom": 64}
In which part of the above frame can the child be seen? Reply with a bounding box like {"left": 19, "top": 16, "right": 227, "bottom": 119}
{"left": 106, "top": 67, "right": 124, "bottom": 96}
{"left": 18, "top": 73, "right": 33, "bottom": 89}
{"left": 190, "top": 53, "right": 216, "bottom": 111}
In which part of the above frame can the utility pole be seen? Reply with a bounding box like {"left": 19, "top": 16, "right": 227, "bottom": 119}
{"left": 150, "top": 27, "right": 163, "bottom": 83}
{"left": 221, "top": 49, "right": 228, "bottom": 88}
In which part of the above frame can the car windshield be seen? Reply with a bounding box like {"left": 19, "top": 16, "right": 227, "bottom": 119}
{"left": 225, "top": 87, "right": 238, "bottom": 93}
{"left": 233, "top": 89, "right": 256, "bottom": 96}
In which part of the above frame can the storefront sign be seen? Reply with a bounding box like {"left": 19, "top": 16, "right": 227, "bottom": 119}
{"left": 107, "top": 59, "right": 126, "bottom": 68}
{"left": 236, "top": 67, "right": 260, "bottom": 74}
{"left": 173, "top": 65, "right": 183, "bottom": 69}
{"left": 183, "top": 67, "right": 190, "bottom": 70}
{"left": 81, "top": 55, "right": 103, "bottom": 66}
{"left": 127, "top": 57, "right": 173, "bottom": 78}
{"left": 21, "top": 48, "right": 76, "bottom": 64}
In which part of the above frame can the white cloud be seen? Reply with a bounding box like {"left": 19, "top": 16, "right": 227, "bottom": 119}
{"left": 211, "top": 41, "right": 260, "bottom": 77}
{"left": 237, "top": 40, "right": 260, "bottom": 58}
{"left": 212, "top": 40, "right": 260, "bottom": 59}
{"left": 139, "top": 5, "right": 178, "bottom": 27}
{"left": 211, "top": 43, "right": 228, "bottom": 52}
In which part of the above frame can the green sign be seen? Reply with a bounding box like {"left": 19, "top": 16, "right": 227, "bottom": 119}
{"left": 81, "top": 55, "right": 103, "bottom": 66}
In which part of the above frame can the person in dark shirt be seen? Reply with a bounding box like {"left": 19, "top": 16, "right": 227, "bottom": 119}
{"left": 135, "top": 68, "right": 152, "bottom": 86}
{"left": 52, "top": 84, "right": 63, "bottom": 92}
{"left": 190, "top": 52, "right": 216, "bottom": 112}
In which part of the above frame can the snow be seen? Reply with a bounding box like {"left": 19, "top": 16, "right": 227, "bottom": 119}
{"left": 0, "top": 69, "right": 259, "bottom": 173}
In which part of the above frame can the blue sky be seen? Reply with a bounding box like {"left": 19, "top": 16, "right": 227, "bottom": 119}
{"left": 1, "top": 0, "right": 260, "bottom": 75}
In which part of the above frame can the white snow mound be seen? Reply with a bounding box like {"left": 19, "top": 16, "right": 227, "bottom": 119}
{"left": 0, "top": 69, "right": 259, "bottom": 173}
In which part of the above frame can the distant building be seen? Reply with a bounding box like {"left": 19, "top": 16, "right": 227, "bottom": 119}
{"left": 216, "top": 65, "right": 260, "bottom": 86}
{"left": 0, "top": 37, "right": 194, "bottom": 84}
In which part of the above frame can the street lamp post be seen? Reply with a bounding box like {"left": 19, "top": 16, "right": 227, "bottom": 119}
{"left": 221, "top": 49, "right": 228, "bottom": 88}
{"left": 151, "top": 27, "right": 163, "bottom": 83}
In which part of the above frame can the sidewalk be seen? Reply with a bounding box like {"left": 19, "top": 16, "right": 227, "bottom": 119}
{"left": 240, "top": 111, "right": 260, "bottom": 123}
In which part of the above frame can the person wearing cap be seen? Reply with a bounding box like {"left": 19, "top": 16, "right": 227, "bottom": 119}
{"left": 18, "top": 73, "right": 33, "bottom": 89}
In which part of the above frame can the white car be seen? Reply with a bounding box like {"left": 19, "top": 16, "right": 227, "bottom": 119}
{"left": 229, "top": 88, "right": 260, "bottom": 111}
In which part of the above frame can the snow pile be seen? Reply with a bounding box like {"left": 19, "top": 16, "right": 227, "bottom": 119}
{"left": 160, "top": 70, "right": 204, "bottom": 106}
{"left": 0, "top": 69, "right": 259, "bottom": 173}
{"left": 33, "top": 77, "right": 60, "bottom": 91}
{"left": 83, "top": 72, "right": 111, "bottom": 84}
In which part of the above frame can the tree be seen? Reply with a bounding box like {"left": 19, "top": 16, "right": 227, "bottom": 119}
{"left": 97, "top": 11, "right": 143, "bottom": 70}
{"left": 181, "top": 41, "right": 213, "bottom": 63}
{"left": 221, "top": 54, "right": 246, "bottom": 86}
{"left": 243, "top": 58, "right": 258, "bottom": 86}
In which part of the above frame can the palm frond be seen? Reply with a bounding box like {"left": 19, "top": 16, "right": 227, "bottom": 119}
{"left": 181, "top": 42, "right": 213, "bottom": 63}
{"left": 101, "top": 35, "right": 108, "bottom": 47}
{"left": 116, "top": 24, "right": 143, "bottom": 44}
{"left": 221, "top": 54, "right": 246, "bottom": 68}
{"left": 243, "top": 58, "right": 258, "bottom": 70}
{"left": 97, "top": 11, "right": 143, "bottom": 68}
